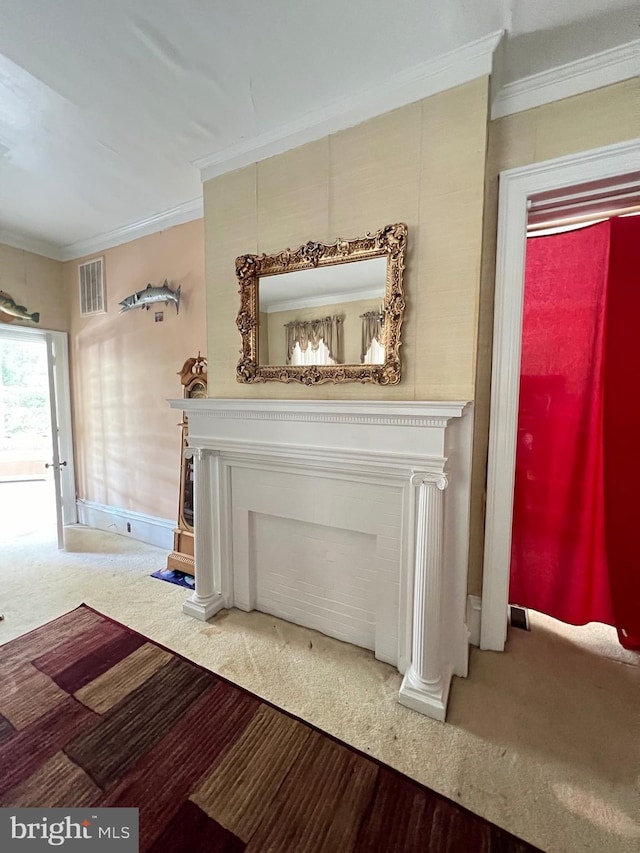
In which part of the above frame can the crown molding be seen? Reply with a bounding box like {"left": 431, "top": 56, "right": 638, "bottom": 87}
{"left": 193, "top": 31, "right": 503, "bottom": 183}
{"left": 0, "top": 229, "right": 63, "bottom": 261}
{"left": 58, "top": 197, "right": 204, "bottom": 261}
{"left": 491, "top": 38, "right": 640, "bottom": 120}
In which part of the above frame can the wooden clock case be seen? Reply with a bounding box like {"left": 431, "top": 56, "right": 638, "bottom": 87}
{"left": 166, "top": 353, "right": 207, "bottom": 573}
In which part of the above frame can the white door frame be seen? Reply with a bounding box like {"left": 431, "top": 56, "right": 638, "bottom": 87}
{"left": 0, "top": 325, "right": 77, "bottom": 544}
{"left": 480, "top": 137, "right": 640, "bottom": 651}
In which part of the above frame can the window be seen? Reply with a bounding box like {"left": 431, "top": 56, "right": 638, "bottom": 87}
{"left": 285, "top": 316, "right": 342, "bottom": 366}
{"left": 360, "top": 309, "right": 385, "bottom": 364}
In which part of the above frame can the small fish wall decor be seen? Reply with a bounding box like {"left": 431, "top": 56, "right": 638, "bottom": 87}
{"left": 119, "top": 280, "right": 181, "bottom": 315}
{"left": 0, "top": 290, "right": 40, "bottom": 324}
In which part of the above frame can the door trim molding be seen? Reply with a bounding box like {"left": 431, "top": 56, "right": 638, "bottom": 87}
{"left": 481, "top": 138, "right": 640, "bottom": 651}
{"left": 48, "top": 331, "right": 77, "bottom": 527}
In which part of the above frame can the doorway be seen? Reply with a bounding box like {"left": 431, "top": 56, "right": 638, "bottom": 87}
{"left": 481, "top": 138, "right": 640, "bottom": 651}
{"left": 0, "top": 325, "right": 76, "bottom": 548}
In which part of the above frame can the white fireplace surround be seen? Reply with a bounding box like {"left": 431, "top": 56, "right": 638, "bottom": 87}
{"left": 168, "top": 398, "right": 474, "bottom": 721}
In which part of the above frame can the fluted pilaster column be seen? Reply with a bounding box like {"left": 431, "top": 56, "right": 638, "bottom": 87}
{"left": 182, "top": 447, "right": 225, "bottom": 621}
{"left": 399, "top": 471, "right": 451, "bottom": 720}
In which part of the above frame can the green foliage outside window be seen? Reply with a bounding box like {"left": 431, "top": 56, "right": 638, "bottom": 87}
{"left": 0, "top": 340, "right": 51, "bottom": 448}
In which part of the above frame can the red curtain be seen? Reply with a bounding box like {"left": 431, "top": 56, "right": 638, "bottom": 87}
{"left": 510, "top": 216, "right": 640, "bottom": 648}
{"left": 510, "top": 221, "right": 614, "bottom": 628}
{"left": 603, "top": 217, "right": 640, "bottom": 649}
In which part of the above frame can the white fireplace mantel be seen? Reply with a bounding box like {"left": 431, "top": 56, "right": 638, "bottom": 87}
{"left": 168, "top": 398, "right": 474, "bottom": 721}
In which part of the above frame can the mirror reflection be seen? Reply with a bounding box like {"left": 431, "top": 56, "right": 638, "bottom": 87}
{"left": 258, "top": 256, "right": 387, "bottom": 366}
{"left": 235, "top": 223, "right": 407, "bottom": 385}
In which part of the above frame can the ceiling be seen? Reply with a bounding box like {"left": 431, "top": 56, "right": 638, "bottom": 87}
{"left": 0, "top": 0, "right": 636, "bottom": 259}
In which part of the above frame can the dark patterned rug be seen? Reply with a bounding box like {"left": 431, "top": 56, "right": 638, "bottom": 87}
{"left": 0, "top": 605, "right": 542, "bottom": 852}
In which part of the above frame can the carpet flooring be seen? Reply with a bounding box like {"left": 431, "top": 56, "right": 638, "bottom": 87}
{"left": 0, "top": 604, "right": 542, "bottom": 852}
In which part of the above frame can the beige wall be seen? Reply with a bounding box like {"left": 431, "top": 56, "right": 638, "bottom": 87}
{"left": 266, "top": 297, "right": 383, "bottom": 366}
{"left": 204, "top": 77, "right": 490, "bottom": 400}
{"left": 467, "top": 78, "right": 640, "bottom": 595}
{"left": 64, "top": 219, "right": 206, "bottom": 521}
{"left": 0, "top": 243, "right": 67, "bottom": 332}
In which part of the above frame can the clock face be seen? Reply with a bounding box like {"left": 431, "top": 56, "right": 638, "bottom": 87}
{"left": 188, "top": 380, "right": 207, "bottom": 399}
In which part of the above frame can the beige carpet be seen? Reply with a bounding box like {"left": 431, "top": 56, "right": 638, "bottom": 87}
{"left": 0, "top": 523, "right": 638, "bottom": 853}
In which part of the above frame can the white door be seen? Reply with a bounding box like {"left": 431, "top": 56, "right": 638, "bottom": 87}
{"left": 0, "top": 325, "right": 76, "bottom": 548}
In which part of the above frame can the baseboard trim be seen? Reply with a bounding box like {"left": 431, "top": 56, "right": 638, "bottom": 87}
{"left": 76, "top": 500, "right": 174, "bottom": 549}
{"left": 466, "top": 594, "right": 482, "bottom": 647}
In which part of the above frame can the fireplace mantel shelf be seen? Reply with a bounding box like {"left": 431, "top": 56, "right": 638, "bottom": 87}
{"left": 171, "top": 398, "right": 470, "bottom": 427}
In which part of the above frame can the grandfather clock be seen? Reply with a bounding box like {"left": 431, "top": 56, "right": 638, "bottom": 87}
{"left": 166, "top": 353, "right": 207, "bottom": 573}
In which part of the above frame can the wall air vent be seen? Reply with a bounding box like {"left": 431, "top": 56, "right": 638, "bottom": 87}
{"left": 78, "top": 257, "right": 106, "bottom": 316}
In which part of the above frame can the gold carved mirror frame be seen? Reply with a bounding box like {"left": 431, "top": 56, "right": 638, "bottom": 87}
{"left": 235, "top": 223, "right": 407, "bottom": 385}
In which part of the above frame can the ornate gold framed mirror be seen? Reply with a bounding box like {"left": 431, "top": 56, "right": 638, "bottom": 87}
{"left": 235, "top": 223, "right": 407, "bottom": 385}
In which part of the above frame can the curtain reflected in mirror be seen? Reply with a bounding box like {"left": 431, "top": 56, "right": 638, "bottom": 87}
{"left": 285, "top": 315, "right": 342, "bottom": 366}
{"left": 361, "top": 309, "right": 385, "bottom": 364}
